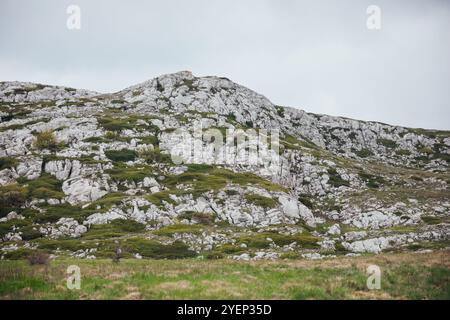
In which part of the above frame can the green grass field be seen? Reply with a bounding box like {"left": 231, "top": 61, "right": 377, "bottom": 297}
{"left": 0, "top": 250, "right": 449, "bottom": 300}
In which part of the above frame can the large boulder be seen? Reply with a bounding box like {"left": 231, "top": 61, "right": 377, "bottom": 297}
{"left": 62, "top": 176, "right": 109, "bottom": 205}
{"left": 278, "top": 195, "right": 315, "bottom": 226}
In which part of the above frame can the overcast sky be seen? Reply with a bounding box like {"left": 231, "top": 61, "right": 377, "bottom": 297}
{"left": 1, "top": 0, "right": 449, "bottom": 129}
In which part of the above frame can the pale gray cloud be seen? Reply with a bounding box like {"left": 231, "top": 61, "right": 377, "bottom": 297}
{"left": 0, "top": 0, "right": 449, "bottom": 129}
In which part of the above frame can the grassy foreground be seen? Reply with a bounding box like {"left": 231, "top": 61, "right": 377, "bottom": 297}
{"left": 0, "top": 250, "right": 449, "bottom": 300}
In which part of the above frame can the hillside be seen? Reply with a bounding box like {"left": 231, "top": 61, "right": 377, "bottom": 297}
{"left": 0, "top": 71, "right": 449, "bottom": 261}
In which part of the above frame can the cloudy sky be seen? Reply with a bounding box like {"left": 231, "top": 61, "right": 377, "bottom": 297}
{"left": 1, "top": 0, "right": 449, "bottom": 129}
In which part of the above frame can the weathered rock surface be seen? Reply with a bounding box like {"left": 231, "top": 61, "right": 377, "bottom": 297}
{"left": 0, "top": 72, "right": 449, "bottom": 259}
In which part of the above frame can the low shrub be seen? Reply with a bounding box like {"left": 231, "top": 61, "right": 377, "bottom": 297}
{"left": 3, "top": 248, "right": 35, "bottom": 260}
{"left": 421, "top": 216, "right": 442, "bottom": 225}
{"left": 238, "top": 232, "right": 320, "bottom": 249}
{"left": 245, "top": 193, "right": 278, "bottom": 208}
{"left": 26, "top": 174, "right": 64, "bottom": 200}
{"left": 33, "top": 130, "right": 60, "bottom": 151}
{"left": 396, "top": 149, "right": 411, "bottom": 156}
{"left": 27, "top": 251, "right": 50, "bottom": 265}
{"left": 33, "top": 203, "right": 94, "bottom": 223}
{"left": 82, "top": 220, "right": 146, "bottom": 240}
{"left": 327, "top": 168, "right": 350, "bottom": 188}
{"left": 358, "top": 172, "right": 386, "bottom": 189}
{"left": 0, "top": 157, "right": 18, "bottom": 170}
{"left": 106, "top": 165, "right": 153, "bottom": 183}
{"left": 123, "top": 238, "right": 196, "bottom": 259}
{"left": 182, "top": 212, "right": 215, "bottom": 225}
{"left": 377, "top": 138, "right": 397, "bottom": 149}
{"left": 203, "top": 251, "right": 225, "bottom": 260}
{"left": 355, "top": 148, "right": 374, "bottom": 158}
{"left": 153, "top": 224, "right": 203, "bottom": 237}
{"left": 20, "top": 226, "right": 43, "bottom": 240}
{"left": 0, "top": 184, "right": 28, "bottom": 217}
{"left": 298, "top": 195, "right": 314, "bottom": 209}
{"left": 105, "top": 149, "right": 137, "bottom": 162}
{"left": 38, "top": 239, "right": 91, "bottom": 252}
{"left": 139, "top": 147, "right": 171, "bottom": 163}
{"left": 98, "top": 117, "right": 134, "bottom": 132}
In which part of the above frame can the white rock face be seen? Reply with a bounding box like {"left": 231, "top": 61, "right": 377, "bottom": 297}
{"left": 62, "top": 177, "right": 109, "bottom": 205}
{"left": 142, "top": 177, "right": 159, "bottom": 188}
{"left": 40, "top": 218, "right": 87, "bottom": 239}
{"left": 84, "top": 209, "right": 126, "bottom": 226}
{"left": 343, "top": 225, "right": 450, "bottom": 253}
{"left": 302, "top": 253, "right": 324, "bottom": 260}
{"left": 232, "top": 253, "right": 251, "bottom": 261}
{"left": 279, "top": 195, "right": 315, "bottom": 226}
{"left": 16, "top": 156, "right": 42, "bottom": 180}
{"left": 0, "top": 169, "right": 18, "bottom": 186}
{"left": 343, "top": 237, "right": 390, "bottom": 254}
{"left": 3, "top": 232, "right": 22, "bottom": 242}
{"left": 343, "top": 231, "right": 368, "bottom": 242}
{"left": 0, "top": 211, "right": 24, "bottom": 222}
{"left": 345, "top": 210, "right": 402, "bottom": 229}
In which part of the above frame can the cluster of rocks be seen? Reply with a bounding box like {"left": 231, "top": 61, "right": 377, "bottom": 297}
{"left": 232, "top": 251, "right": 280, "bottom": 261}
{"left": 0, "top": 72, "right": 449, "bottom": 259}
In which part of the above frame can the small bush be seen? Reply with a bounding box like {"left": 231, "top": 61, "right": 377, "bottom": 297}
{"left": 396, "top": 149, "right": 411, "bottom": 156}
{"left": 238, "top": 232, "right": 320, "bottom": 249}
{"left": 87, "top": 192, "right": 126, "bottom": 211}
{"left": 33, "top": 203, "right": 94, "bottom": 223}
{"left": 20, "top": 226, "right": 43, "bottom": 240}
{"left": 3, "top": 248, "right": 35, "bottom": 260}
{"left": 98, "top": 117, "right": 134, "bottom": 132}
{"left": 377, "top": 138, "right": 397, "bottom": 149}
{"left": 280, "top": 252, "right": 301, "bottom": 259}
{"left": 106, "top": 165, "right": 153, "bottom": 183}
{"left": 245, "top": 193, "right": 278, "bottom": 208}
{"left": 215, "top": 244, "right": 244, "bottom": 254}
{"left": 112, "top": 245, "right": 123, "bottom": 263}
{"left": 82, "top": 220, "right": 145, "bottom": 240}
{"left": 26, "top": 174, "right": 64, "bottom": 200}
{"left": 38, "top": 239, "right": 91, "bottom": 252}
{"left": 334, "top": 242, "right": 349, "bottom": 253}
{"left": 203, "top": 251, "right": 225, "bottom": 260}
{"left": 139, "top": 147, "right": 171, "bottom": 163}
{"left": 355, "top": 148, "right": 374, "bottom": 158}
{"left": 178, "top": 212, "right": 215, "bottom": 225}
{"left": 27, "top": 251, "right": 50, "bottom": 265}
{"left": 225, "top": 189, "right": 239, "bottom": 196}
{"left": 105, "top": 149, "right": 137, "bottom": 162}
{"left": 298, "top": 195, "right": 314, "bottom": 209}
{"left": 0, "top": 157, "right": 18, "bottom": 170}
{"left": 358, "top": 172, "right": 386, "bottom": 189}
{"left": 139, "top": 135, "right": 159, "bottom": 146}
{"left": 33, "top": 130, "right": 59, "bottom": 151}
{"left": 84, "top": 136, "right": 105, "bottom": 143}
{"left": 153, "top": 224, "right": 203, "bottom": 237}
{"left": 418, "top": 146, "right": 433, "bottom": 154}
{"left": 123, "top": 238, "right": 196, "bottom": 259}
{"left": 0, "top": 184, "right": 28, "bottom": 217}
{"left": 421, "top": 216, "right": 442, "bottom": 225}
{"left": 327, "top": 168, "right": 350, "bottom": 188}
{"left": 145, "top": 191, "right": 177, "bottom": 207}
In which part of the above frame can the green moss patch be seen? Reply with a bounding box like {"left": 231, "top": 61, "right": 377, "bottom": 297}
{"left": 245, "top": 193, "right": 278, "bottom": 208}
{"left": 153, "top": 224, "right": 203, "bottom": 237}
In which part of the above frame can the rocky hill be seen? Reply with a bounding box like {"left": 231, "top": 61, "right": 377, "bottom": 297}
{"left": 0, "top": 71, "right": 449, "bottom": 260}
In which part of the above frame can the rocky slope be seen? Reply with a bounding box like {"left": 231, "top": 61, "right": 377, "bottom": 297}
{"left": 0, "top": 71, "right": 449, "bottom": 260}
